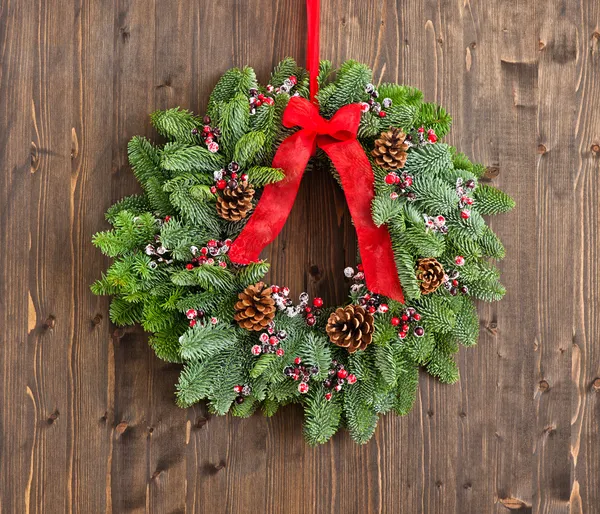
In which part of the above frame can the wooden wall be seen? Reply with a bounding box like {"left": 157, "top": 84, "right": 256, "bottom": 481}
{"left": 1, "top": 0, "right": 599, "bottom": 512}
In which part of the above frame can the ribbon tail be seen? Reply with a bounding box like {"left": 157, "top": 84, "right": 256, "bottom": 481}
{"left": 228, "top": 130, "right": 314, "bottom": 264}
{"left": 320, "top": 138, "right": 405, "bottom": 303}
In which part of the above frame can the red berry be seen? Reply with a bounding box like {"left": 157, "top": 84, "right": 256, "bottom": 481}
{"left": 379, "top": 111, "right": 386, "bottom": 118}
{"left": 289, "top": 75, "right": 297, "bottom": 85}
{"left": 201, "top": 247, "right": 208, "bottom": 255}
{"left": 385, "top": 173, "right": 397, "bottom": 185}
{"left": 418, "top": 126, "right": 425, "bottom": 133}
{"left": 216, "top": 180, "right": 227, "bottom": 190}
{"left": 379, "top": 303, "right": 389, "bottom": 313}
{"left": 186, "top": 309, "right": 197, "bottom": 319}
{"left": 402, "top": 324, "right": 409, "bottom": 332}
{"left": 313, "top": 297, "right": 324, "bottom": 308}
{"left": 189, "top": 319, "right": 197, "bottom": 327}
{"left": 298, "top": 382, "right": 309, "bottom": 394}
{"left": 164, "top": 215, "right": 171, "bottom": 222}
{"left": 428, "top": 134, "right": 438, "bottom": 143}
{"left": 398, "top": 331, "right": 407, "bottom": 339}
{"left": 268, "top": 336, "right": 278, "bottom": 346}
{"left": 401, "top": 314, "right": 409, "bottom": 322}
{"left": 186, "top": 263, "right": 194, "bottom": 270}
{"left": 413, "top": 313, "right": 421, "bottom": 321}
{"left": 233, "top": 385, "right": 243, "bottom": 394}
{"left": 304, "top": 306, "right": 312, "bottom": 313}
{"left": 251, "top": 345, "right": 262, "bottom": 356}
{"left": 368, "top": 306, "right": 376, "bottom": 314}
{"left": 294, "top": 357, "right": 302, "bottom": 365}
{"left": 391, "top": 317, "right": 401, "bottom": 326}
{"left": 357, "top": 263, "right": 364, "bottom": 272}
{"left": 325, "top": 392, "right": 332, "bottom": 401}
{"left": 276, "top": 348, "right": 285, "bottom": 357}
{"left": 255, "top": 100, "right": 262, "bottom": 107}
{"left": 455, "top": 255, "right": 465, "bottom": 266}
{"left": 207, "top": 240, "right": 217, "bottom": 247}
{"left": 404, "top": 176, "right": 413, "bottom": 187}
{"left": 452, "top": 279, "right": 459, "bottom": 287}
{"left": 306, "top": 316, "right": 316, "bottom": 326}
{"left": 258, "top": 94, "right": 265, "bottom": 101}
{"left": 271, "top": 286, "right": 280, "bottom": 294}
{"left": 460, "top": 210, "right": 471, "bottom": 219}
{"left": 347, "top": 374, "right": 357, "bottom": 384}
{"left": 337, "top": 369, "right": 349, "bottom": 379}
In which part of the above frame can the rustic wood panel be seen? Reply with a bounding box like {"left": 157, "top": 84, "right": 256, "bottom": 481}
{"left": 1, "top": 0, "right": 598, "bottom": 512}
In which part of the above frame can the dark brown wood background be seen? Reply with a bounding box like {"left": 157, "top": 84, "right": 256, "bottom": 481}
{"left": 1, "top": 0, "right": 599, "bottom": 512}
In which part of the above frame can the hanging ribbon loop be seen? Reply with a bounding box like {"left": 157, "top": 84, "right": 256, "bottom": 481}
{"left": 228, "top": 97, "right": 405, "bottom": 302}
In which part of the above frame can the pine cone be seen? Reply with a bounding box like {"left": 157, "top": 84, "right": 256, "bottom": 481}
{"left": 416, "top": 257, "right": 445, "bottom": 294}
{"left": 216, "top": 181, "right": 255, "bottom": 221}
{"left": 234, "top": 282, "right": 276, "bottom": 331}
{"left": 326, "top": 305, "right": 374, "bottom": 353}
{"left": 371, "top": 128, "right": 409, "bottom": 170}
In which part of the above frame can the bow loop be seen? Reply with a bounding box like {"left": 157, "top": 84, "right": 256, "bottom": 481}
{"left": 282, "top": 97, "right": 361, "bottom": 143}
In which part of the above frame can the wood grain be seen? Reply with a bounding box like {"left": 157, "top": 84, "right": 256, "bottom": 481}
{"left": 0, "top": 1, "right": 598, "bottom": 512}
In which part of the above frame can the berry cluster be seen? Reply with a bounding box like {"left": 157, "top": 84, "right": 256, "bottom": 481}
{"left": 191, "top": 115, "right": 221, "bottom": 153}
{"left": 271, "top": 287, "right": 324, "bottom": 325}
{"left": 248, "top": 76, "right": 297, "bottom": 115}
{"left": 443, "top": 268, "right": 469, "bottom": 296}
{"left": 322, "top": 361, "right": 357, "bottom": 401}
{"left": 251, "top": 326, "right": 287, "bottom": 357}
{"left": 360, "top": 83, "right": 392, "bottom": 118}
{"left": 284, "top": 357, "right": 320, "bottom": 394}
{"left": 344, "top": 264, "right": 367, "bottom": 294}
{"left": 233, "top": 384, "right": 252, "bottom": 404}
{"left": 145, "top": 237, "right": 173, "bottom": 269}
{"left": 423, "top": 214, "right": 448, "bottom": 234}
{"left": 385, "top": 170, "right": 416, "bottom": 201}
{"left": 455, "top": 177, "right": 476, "bottom": 220}
{"left": 185, "top": 239, "right": 231, "bottom": 270}
{"left": 403, "top": 126, "right": 438, "bottom": 147}
{"left": 211, "top": 161, "right": 249, "bottom": 194}
{"left": 391, "top": 308, "right": 424, "bottom": 340}
{"left": 357, "top": 292, "right": 389, "bottom": 315}
{"left": 185, "top": 308, "right": 218, "bottom": 328}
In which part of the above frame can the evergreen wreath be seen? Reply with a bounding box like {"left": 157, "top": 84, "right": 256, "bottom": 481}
{"left": 92, "top": 58, "right": 514, "bottom": 445}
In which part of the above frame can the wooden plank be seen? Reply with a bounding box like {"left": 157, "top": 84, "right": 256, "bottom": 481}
{"left": 534, "top": 0, "right": 579, "bottom": 511}
{"left": 491, "top": 1, "right": 539, "bottom": 512}
{"left": 0, "top": 0, "right": 37, "bottom": 512}
{"left": 109, "top": 0, "right": 158, "bottom": 512}
{"left": 70, "top": 0, "right": 116, "bottom": 512}
{"left": 571, "top": 0, "right": 600, "bottom": 511}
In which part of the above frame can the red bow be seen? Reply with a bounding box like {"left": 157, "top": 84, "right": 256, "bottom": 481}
{"left": 228, "top": 96, "right": 404, "bottom": 302}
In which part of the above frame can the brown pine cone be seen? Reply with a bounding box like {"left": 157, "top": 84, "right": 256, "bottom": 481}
{"left": 416, "top": 257, "right": 445, "bottom": 294}
{"left": 326, "top": 305, "right": 374, "bottom": 353}
{"left": 216, "top": 180, "right": 255, "bottom": 221}
{"left": 371, "top": 128, "right": 409, "bottom": 170}
{"left": 234, "top": 282, "right": 276, "bottom": 331}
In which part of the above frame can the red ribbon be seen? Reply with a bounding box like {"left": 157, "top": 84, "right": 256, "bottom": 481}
{"left": 228, "top": 97, "right": 405, "bottom": 302}
{"left": 306, "top": 0, "right": 320, "bottom": 102}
